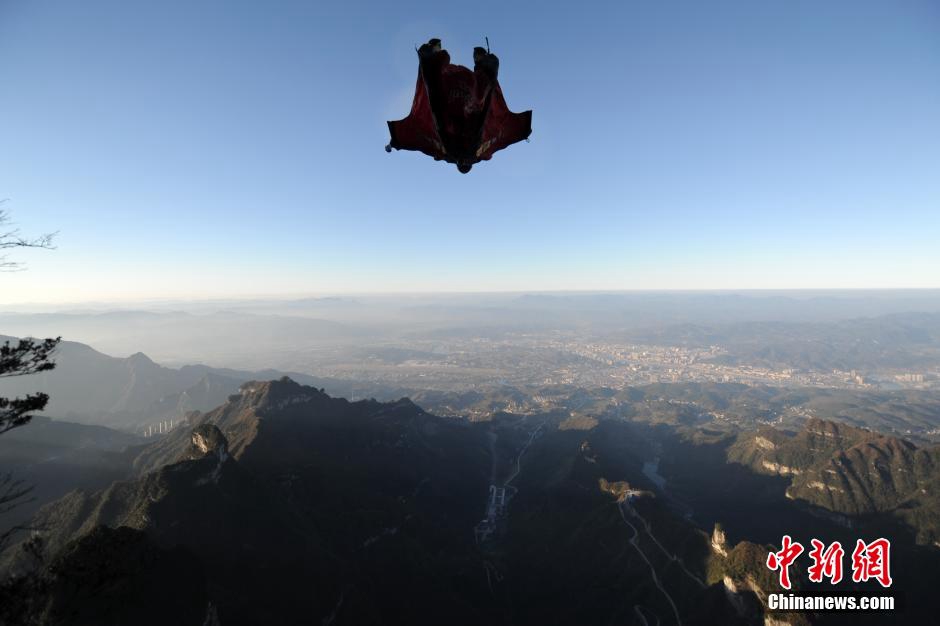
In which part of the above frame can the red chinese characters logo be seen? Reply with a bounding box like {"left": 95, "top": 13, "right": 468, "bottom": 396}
{"left": 851, "top": 538, "right": 893, "bottom": 588}
{"left": 807, "top": 539, "right": 844, "bottom": 584}
{"left": 766, "top": 535, "right": 804, "bottom": 590}
{"left": 766, "top": 536, "right": 893, "bottom": 588}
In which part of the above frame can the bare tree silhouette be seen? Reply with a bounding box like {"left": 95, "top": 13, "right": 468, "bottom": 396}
{"left": 0, "top": 204, "right": 56, "bottom": 271}
{"left": 0, "top": 205, "right": 59, "bottom": 553}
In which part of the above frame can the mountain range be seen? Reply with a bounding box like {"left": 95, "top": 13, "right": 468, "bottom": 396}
{"left": 3, "top": 346, "right": 940, "bottom": 623}
{"left": 0, "top": 336, "right": 376, "bottom": 430}
{"left": 2, "top": 378, "right": 496, "bottom": 625}
{"left": 729, "top": 418, "right": 940, "bottom": 545}
{"left": 11, "top": 377, "right": 934, "bottom": 624}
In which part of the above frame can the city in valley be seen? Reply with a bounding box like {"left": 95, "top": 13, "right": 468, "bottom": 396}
{"left": 297, "top": 335, "right": 938, "bottom": 393}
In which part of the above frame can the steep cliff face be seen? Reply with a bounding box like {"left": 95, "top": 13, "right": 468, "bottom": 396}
{"left": 711, "top": 523, "right": 729, "bottom": 557}
{"left": 185, "top": 423, "right": 229, "bottom": 461}
{"left": 707, "top": 528, "right": 810, "bottom": 626}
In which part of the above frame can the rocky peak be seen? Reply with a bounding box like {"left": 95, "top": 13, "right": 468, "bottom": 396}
{"left": 125, "top": 351, "right": 159, "bottom": 371}
{"left": 186, "top": 424, "right": 228, "bottom": 462}
{"left": 235, "top": 377, "right": 329, "bottom": 413}
{"left": 711, "top": 523, "right": 728, "bottom": 556}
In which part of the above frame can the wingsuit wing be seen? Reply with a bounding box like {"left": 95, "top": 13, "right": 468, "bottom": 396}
{"left": 387, "top": 69, "right": 447, "bottom": 160}
{"left": 475, "top": 81, "right": 532, "bottom": 161}
{"left": 387, "top": 50, "right": 532, "bottom": 167}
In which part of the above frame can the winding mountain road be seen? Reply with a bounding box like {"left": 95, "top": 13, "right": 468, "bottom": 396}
{"left": 618, "top": 502, "right": 682, "bottom": 626}
{"left": 504, "top": 421, "right": 545, "bottom": 488}
{"left": 629, "top": 506, "right": 706, "bottom": 589}
{"left": 634, "top": 605, "right": 661, "bottom": 626}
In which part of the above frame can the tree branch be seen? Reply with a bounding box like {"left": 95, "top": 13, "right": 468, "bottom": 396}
{"left": 0, "top": 338, "right": 61, "bottom": 379}
{"left": 0, "top": 205, "right": 57, "bottom": 272}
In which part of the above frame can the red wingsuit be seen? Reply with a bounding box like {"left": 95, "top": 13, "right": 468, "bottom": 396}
{"left": 387, "top": 49, "right": 532, "bottom": 172}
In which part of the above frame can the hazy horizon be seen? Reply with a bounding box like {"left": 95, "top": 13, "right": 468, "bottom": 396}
{"left": 5, "top": 287, "right": 940, "bottom": 311}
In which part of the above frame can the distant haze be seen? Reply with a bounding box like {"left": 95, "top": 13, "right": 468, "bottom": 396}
{"left": 3, "top": 290, "right": 940, "bottom": 368}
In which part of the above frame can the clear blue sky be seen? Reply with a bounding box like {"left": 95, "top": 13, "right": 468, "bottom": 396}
{"left": 1, "top": 0, "right": 938, "bottom": 303}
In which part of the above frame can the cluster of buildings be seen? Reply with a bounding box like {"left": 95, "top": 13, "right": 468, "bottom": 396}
{"left": 301, "top": 336, "right": 940, "bottom": 397}
{"left": 474, "top": 485, "right": 508, "bottom": 543}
